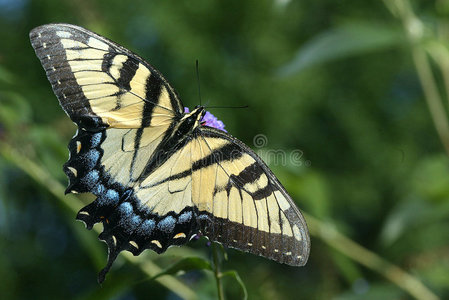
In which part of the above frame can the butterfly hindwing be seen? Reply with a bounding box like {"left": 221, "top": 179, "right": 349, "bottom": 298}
{"left": 190, "top": 127, "right": 310, "bottom": 266}
{"left": 63, "top": 125, "right": 201, "bottom": 283}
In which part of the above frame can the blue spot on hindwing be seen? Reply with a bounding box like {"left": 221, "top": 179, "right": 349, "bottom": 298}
{"left": 81, "top": 169, "right": 99, "bottom": 188}
{"left": 90, "top": 132, "right": 103, "bottom": 148}
{"left": 158, "top": 216, "right": 176, "bottom": 233}
{"left": 198, "top": 214, "right": 209, "bottom": 221}
{"left": 102, "top": 189, "right": 119, "bottom": 205}
{"left": 94, "top": 184, "right": 106, "bottom": 196}
{"left": 179, "top": 211, "right": 192, "bottom": 223}
{"left": 119, "top": 202, "right": 133, "bottom": 216}
{"left": 131, "top": 215, "right": 141, "bottom": 227}
{"left": 82, "top": 149, "right": 100, "bottom": 169}
{"left": 139, "top": 219, "right": 156, "bottom": 235}
{"left": 118, "top": 205, "right": 140, "bottom": 233}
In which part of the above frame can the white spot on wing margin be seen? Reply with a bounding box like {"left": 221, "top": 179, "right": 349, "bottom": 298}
{"left": 88, "top": 37, "right": 109, "bottom": 51}
{"left": 56, "top": 31, "right": 72, "bottom": 38}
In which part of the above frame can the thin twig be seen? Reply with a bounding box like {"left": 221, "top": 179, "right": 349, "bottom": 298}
{"left": 425, "top": 44, "right": 449, "bottom": 109}
{"left": 383, "top": 0, "right": 449, "bottom": 156}
{"left": 212, "top": 243, "right": 225, "bottom": 300}
{"left": 411, "top": 47, "right": 449, "bottom": 155}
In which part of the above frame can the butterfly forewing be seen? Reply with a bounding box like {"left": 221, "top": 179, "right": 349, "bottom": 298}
{"left": 30, "top": 23, "right": 310, "bottom": 282}
{"left": 30, "top": 23, "right": 183, "bottom": 129}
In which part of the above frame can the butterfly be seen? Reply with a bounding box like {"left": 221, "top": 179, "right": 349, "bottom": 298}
{"left": 30, "top": 23, "right": 310, "bottom": 282}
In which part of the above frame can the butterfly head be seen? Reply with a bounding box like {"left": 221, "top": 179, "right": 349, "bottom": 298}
{"left": 173, "top": 106, "right": 206, "bottom": 140}
{"left": 184, "top": 106, "right": 227, "bottom": 132}
{"left": 188, "top": 105, "right": 206, "bottom": 126}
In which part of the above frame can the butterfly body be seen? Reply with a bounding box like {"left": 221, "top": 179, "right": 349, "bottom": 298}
{"left": 30, "top": 24, "right": 310, "bottom": 282}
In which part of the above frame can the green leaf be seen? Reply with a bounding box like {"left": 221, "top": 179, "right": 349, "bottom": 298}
{"left": 150, "top": 257, "right": 212, "bottom": 281}
{"left": 277, "top": 22, "right": 405, "bottom": 76}
{"left": 221, "top": 270, "right": 248, "bottom": 300}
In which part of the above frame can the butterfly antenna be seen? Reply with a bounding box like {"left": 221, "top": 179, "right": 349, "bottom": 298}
{"left": 207, "top": 105, "right": 249, "bottom": 109}
{"left": 196, "top": 59, "right": 202, "bottom": 106}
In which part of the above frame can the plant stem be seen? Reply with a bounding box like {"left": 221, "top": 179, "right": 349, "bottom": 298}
{"left": 212, "top": 243, "right": 225, "bottom": 300}
{"left": 425, "top": 44, "right": 449, "bottom": 109}
{"left": 411, "top": 47, "right": 449, "bottom": 155}
{"left": 384, "top": 0, "right": 449, "bottom": 156}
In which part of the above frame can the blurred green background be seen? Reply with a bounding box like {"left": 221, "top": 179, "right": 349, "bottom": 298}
{"left": 1, "top": 0, "right": 449, "bottom": 299}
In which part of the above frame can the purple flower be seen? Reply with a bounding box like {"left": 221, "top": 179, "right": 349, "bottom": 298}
{"left": 184, "top": 107, "right": 227, "bottom": 132}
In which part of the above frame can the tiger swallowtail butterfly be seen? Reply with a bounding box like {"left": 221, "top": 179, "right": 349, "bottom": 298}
{"left": 30, "top": 23, "right": 310, "bottom": 282}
